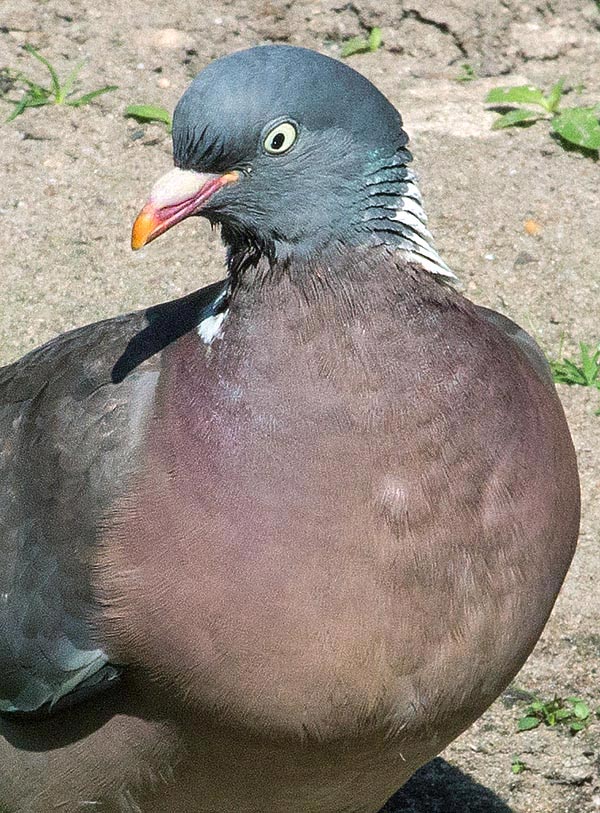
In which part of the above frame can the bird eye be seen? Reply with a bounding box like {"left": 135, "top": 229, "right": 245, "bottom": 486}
{"left": 263, "top": 121, "right": 298, "bottom": 155}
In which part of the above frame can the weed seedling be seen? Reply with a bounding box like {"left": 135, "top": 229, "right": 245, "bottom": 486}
{"left": 124, "top": 104, "right": 172, "bottom": 132}
{"left": 510, "top": 756, "right": 528, "bottom": 774}
{"left": 485, "top": 78, "right": 600, "bottom": 155}
{"left": 550, "top": 341, "right": 600, "bottom": 414}
{"left": 518, "top": 696, "right": 592, "bottom": 734}
{"left": 4, "top": 45, "right": 117, "bottom": 121}
{"left": 340, "top": 28, "right": 382, "bottom": 58}
{"left": 456, "top": 63, "right": 477, "bottom": 83}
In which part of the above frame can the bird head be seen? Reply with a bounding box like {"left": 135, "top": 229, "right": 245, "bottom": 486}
{"left": 132, "top": 45, "right": 453, "bottom": 278}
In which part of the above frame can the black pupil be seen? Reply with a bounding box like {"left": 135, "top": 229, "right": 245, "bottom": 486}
{"left": 271, "top": 132, "right": 285, "bottom": 150}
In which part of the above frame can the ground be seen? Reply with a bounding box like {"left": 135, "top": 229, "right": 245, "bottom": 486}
{"left": 0, "top": 1, "right": 599, "bottom": 811}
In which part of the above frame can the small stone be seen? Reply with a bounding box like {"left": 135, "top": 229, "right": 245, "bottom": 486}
{"left": 157, "top": 77, "right": 171, "bottom": 89}
{"left": 8, "top": 30, "right": 30, "bottom": 42}
{"left": 151, "top": 28, "right": 195, "bottom": 49}
{"left": 43, "top": 158, "right": 62, "bottom": 170}
{"left": 524, "top": 219, "right": 542, "bottom": 236}
{"left": 513, "top": 251, "right": 537, "bottom": 267}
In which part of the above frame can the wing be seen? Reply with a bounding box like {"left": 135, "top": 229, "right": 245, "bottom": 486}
{"left": 0, "top": 279, "right": 227, "bottom": 715}
{"left": 473, "top": 305, "right": 553, "bottom": 388}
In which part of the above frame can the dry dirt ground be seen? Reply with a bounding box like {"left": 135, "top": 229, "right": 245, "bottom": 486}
{"left": 1, "top": 1, "right": 599, "bottom": 811}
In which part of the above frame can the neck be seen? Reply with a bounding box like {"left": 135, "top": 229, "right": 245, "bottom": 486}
{"left": 221, "top": 149, "right": 456, "bottom": 282}
{"left": 197, "top": 243, "right": 457, "bottom": 350}
{"left": 225, "top": 243, "right": 454, "bottom": 321}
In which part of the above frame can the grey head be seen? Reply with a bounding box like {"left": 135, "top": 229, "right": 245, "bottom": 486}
{"left": 171, "top": 45, "right": 453, "bottom": 277}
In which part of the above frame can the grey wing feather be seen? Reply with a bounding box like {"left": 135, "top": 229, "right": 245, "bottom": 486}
{"left": 0, "top": 281, "right": 228, "bottom": 714}
{"left": 0, "top": 314, "right": 158, "bottom": 713}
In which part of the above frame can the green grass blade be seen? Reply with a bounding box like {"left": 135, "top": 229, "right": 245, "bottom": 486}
{"left": 340, "top": 36, "right": 370, "bottom": 57}
{"left": 19, "top": 97, "right": 51, "bottom": 109}
{"left": 368, "top": 27, "right": 382, "bottom": 51}
{"left": 340, "top": 28, "right": 382, "bottom": 57}
{"left": 68, "top": 85, "right": 118, "bottom": 106}
{"left": 550, "top": 359, "right": 587, "bottom": 385}
{"left": 24, "top": 44, "right": 61, "bottom": 100}
{"left": 124, "top": 103, "right": 172, "bottom": 128}
{"left": 60, "top": 60, "right": 86, "bottom": 102}
{"left": 550, "top": 343, "right": 600, "bottom": 389}
{"left": 545, "top": 77, "right": 565, "bottom": 113}
{"left": 578, "top": 343, "right": 600, "bottom": 385}
{"left": 5, "top": 96, "right": 30, "bottom": 121}
{"left": 17, "top": 75, "right": 49, "bottom": 96}
{"left": 551, "top": 107, "right": 600, "bottom": 150}
{"left": 491, "top": 108, "right": 542, "bottom": 129}
{"left": 485, "top": 85, "right": 546, "bottom": 108}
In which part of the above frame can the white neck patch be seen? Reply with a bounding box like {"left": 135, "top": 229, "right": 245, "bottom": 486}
{"left": 384, "top": 171, "right": 457, "bottom": 280}
{"left": 197, "top": 309, "right": 228, "bottom": 345}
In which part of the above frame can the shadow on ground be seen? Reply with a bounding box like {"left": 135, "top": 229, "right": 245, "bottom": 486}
{"left": 382, "top": 758, "right": 513, "bottom": 812}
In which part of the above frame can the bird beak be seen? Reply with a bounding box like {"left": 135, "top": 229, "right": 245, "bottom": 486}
{"left": 131, "top": 167, "right": 239, "bottom": 250}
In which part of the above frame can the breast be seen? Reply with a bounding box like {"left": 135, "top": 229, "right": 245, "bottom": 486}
{"left": 94, "top": 285, "right": 579, "bottom": 752}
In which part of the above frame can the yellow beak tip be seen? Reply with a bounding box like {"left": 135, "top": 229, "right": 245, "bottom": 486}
{"left": 131, "top": 207, "right": 160, "bottom": 251}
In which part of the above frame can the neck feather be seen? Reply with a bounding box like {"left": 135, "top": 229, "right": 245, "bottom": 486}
{"left": 227, "top": 243, "right": 454, "bottom": 312}
{"left": 221, "top": 150, "right": 456, "bottom": 283}
{"left": 355, "top": 154, "right": 456, "bottom": 280}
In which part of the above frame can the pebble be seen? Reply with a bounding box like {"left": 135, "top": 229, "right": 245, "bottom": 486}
{"left": 131, "top": 28, "right": 195, "bottom": 52}
{"left": 524, "top": 219, "right": 542, "bottom": 236}
{"left": 513, "top": 251, "right": 537, "bottom": 267}
{"left": 8, "top": 30, "right": 30, "bottom": 41}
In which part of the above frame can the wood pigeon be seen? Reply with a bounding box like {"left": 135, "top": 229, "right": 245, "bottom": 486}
{"left": 0, "top": 44, "right": 579, "bottom": 813}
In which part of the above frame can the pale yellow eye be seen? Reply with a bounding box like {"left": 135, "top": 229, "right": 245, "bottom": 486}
{"left": 263, "top": 121, "right": 298, "bottom": 155}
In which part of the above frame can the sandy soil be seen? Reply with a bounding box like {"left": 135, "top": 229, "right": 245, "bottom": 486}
{"left": 1, "top": 1, "right": 599, "bottom": 811}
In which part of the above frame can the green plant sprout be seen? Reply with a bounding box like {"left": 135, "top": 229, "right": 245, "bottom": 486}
{"left": 550, "top": 341, "right": 600, "bottom": 414}
{"left": 124, "top": 104, "right": 172, "bottom": 132}
{"left": 485, "top": 78, "right": 600, "bottom": 154}
{"left": 456, "top": 63, "right": 477, "bottom": 83}
{"left": 517, "top": 696, "right": 592, "bottom": 735}
{"left": 4, "top": 45, "right": 117, "bottom": 122}
{"left": 341, "top": 27, "right": 382, "bottom": 58}
{"left": 510, "top": 756, "right": 528, "bottom": 775}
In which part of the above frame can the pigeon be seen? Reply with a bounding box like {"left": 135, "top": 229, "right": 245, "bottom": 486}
{"left": 0, "top": 45, "right": 579, "bottom": 813}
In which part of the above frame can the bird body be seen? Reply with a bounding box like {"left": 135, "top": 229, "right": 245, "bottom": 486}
{"left": 0, "top": 45, "right": 579, "bottom": 813}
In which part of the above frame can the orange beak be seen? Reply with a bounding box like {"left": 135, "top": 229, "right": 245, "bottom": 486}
{"left": 131, "top": 167, "right": 239, "bottom": 250}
